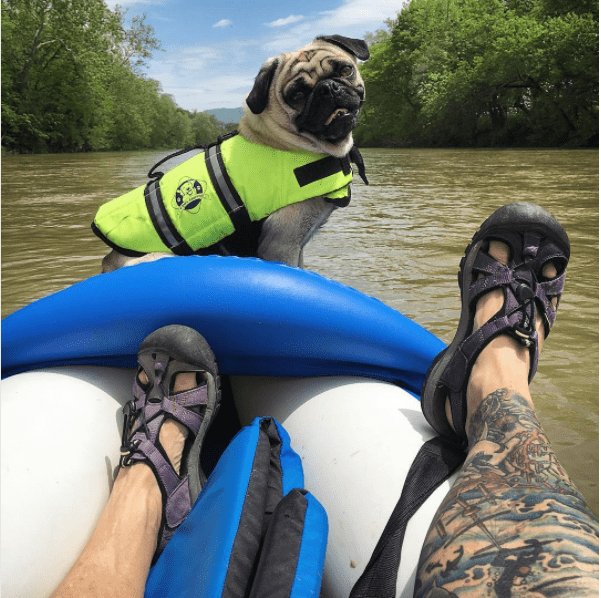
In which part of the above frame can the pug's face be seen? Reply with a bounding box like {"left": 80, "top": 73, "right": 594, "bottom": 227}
{"left": 240, "top": 35, "right": 370, "bottom": 157}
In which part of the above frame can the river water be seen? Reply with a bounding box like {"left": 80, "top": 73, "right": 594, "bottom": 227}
{"left": 2, "top": 148, "right": 598, "bottom": 513}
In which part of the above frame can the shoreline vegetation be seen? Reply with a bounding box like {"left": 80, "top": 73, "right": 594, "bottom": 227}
{"left": 353, "top": 0, "right": 598, "bottom": 149}
{"left": 1, "top": 0, "right": 237, "bottom": 155}
{"left": 2, "top": 0, "right": 598, "bottom": 155}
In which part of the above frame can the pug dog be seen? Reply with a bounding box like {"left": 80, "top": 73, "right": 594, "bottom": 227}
{"left": 100, "top": 35, "right": 369, "bottom": 272}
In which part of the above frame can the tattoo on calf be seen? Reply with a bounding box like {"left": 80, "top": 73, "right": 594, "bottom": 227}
{"left": 414, "top": 389, "right": 599, "bottom": 598}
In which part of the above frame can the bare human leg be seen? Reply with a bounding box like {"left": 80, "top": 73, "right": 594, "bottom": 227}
{"left": 50, "top": 372, "right": 196, "bottom": 598}
{"left": 415, "top": 237, "right": 599, "bottom": 597}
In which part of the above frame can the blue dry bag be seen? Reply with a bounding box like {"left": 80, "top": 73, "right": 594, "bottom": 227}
{"left": 145, "top": 417, "right": 328, "bottom": 598}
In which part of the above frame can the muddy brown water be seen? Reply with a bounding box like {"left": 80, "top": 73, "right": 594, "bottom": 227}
{"left": 2, "top": 148, "right": 598, "bottom": 513}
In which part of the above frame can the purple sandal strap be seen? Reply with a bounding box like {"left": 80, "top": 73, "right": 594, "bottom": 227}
{"left": 127, "top": 437, "right": 192, "bottom": 527}
{"left": 160, "top": 395, "right": 204, "bottom": 434}
{"left": 164, "top": 478, "right": 193, "bottom": 528}
{"left": 131, "top": 382, "right": 208, "bottom": 433}
{"left": 130, "top": 435, "right": 181, "bottom": 493}
{"left": 469, "top": 251, "right": 515, "bottom": 285}
{"left": 537, "top": 273, "right": 565, "bottom": 332}
{"left": 441, "top": 308, "right": 540, "bottom": 384}
{"left": 171, "top": 385, "right": 208, "bottom": 406}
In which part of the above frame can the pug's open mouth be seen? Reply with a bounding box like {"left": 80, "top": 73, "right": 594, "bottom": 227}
{"left": 321, "top": 106, "right": 360, "bottom": 141}
{"left": 296, "top": 93, "right": 362, "bottom": 142}
{"left": 325, "top": 107, "right": 351, "bottom": 126}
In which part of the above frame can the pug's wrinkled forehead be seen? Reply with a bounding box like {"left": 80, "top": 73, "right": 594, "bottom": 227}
{"left": 282, "top": 44, "right": 357, "bottom": 81}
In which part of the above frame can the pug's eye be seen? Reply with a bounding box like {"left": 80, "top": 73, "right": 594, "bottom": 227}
{"left": 292, "top": 91, "right": 306, "bottom": 102}
{"left": 286, "top": 82, "right": 311, "bottom": 106}
{"left": 340, "top": 64, "right": 354, "bottom": 77}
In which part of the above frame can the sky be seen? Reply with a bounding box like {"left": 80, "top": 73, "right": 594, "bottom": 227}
{"left": 104, "top": 0, "right": 402, "bottom": 112}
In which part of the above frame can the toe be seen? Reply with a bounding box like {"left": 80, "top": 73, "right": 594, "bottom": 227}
{"left": 473, "top": 240, "right": 510, "bottom": 329}
{"left": 173, "top": 372, "right": 197, "bottom": 393}
{"left": 487, "top": 239, "right": 510, "bottom": 266}
{"left": 540, "top": 260, "right": 559, "bottom": 311}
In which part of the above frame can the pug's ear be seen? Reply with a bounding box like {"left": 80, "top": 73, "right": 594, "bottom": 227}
{"left": 246, "top": 59, "right": 279, "bottom": 115}
{"left": 316, "top": 35, "right": 370, "bottom": 61}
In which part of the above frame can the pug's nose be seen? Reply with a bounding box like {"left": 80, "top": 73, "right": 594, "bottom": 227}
{"left": 320, "top": 80, "right": 341, "bottom": 96}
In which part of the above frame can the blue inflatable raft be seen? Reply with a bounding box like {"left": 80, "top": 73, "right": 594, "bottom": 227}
{"left": 1, "top": 256, "right": 454, "bottom": 598}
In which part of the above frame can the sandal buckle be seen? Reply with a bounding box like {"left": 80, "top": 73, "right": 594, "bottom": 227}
{"left": 514, "top": 328, "right": 533, "bottom": 347}
{"left": 120, "top": 439, "right": 141, "bottom": 467}
{"left": 515, "top": 282, "right": 535, "bottom": 302}
{"left": 120, "top": 401, "right": 139, "bottom": 466}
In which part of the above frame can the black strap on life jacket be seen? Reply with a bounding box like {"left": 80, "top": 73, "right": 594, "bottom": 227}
{"left": 293, "top": 145, "right": 369, "bottom": 209}
{"left": 144, "top": 179, "right": 195, "bottom": 256}
{"left": 293, "top": 146, "right": 368, "bottom": 210}
{"left": 325, "top": 187, "right": 352, "bottom": 208}
{"left": 204, "top": 136, "right": 254, "bottom": 236}
{"left": 350, "top": 145, "right": 369, "bottom": 185}
{"left": 349, "top": 436, "right": 465, "bottom": 598}
{"left": 294, "top": 154, "right": 352, "bottom": 187}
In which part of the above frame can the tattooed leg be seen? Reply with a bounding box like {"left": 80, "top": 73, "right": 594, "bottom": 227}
{"left": 415, "top": 389, "right": 599, "bottom": 598}
{"left": 414, "top": 242, "right": 599, "bottom": 598}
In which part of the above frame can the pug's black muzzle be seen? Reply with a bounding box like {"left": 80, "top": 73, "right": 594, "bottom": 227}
{"left": 296, "top": 79, "right": 364, "bottom": 142}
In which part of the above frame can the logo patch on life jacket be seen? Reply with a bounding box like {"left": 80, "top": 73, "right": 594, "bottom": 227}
{"left": 174, "top": 178, "right": 206, "bottom": 213}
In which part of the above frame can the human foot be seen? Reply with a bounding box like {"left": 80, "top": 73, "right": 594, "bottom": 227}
{"left": 460, "top": 241, "right": 559, "bottom": 427}
{"left": 119, "top": 325, "right": 221, "bottom": 561}
{"left": 135, "top": 370, "right": 196, "bottom": 474}
{"left": 421, "top": 202, "right": 570, "bottom": 448}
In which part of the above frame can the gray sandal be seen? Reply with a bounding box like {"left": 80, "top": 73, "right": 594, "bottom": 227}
{"left": 421, "top": 202, "right": 570, "bottom": 448}
{"left": 119, "top": 325, "right": 221, "bottom": 561}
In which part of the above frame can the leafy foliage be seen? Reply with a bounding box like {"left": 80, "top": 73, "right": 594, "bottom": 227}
{"left": 355, "top": 0, "right": 598, "bottom": 147}
{"left": 1, "top": 0, "right": 234, "bottom": 153}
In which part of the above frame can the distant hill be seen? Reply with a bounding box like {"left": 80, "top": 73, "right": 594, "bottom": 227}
{"left": 204, "top": 108, "right": 244, "bottom": 124}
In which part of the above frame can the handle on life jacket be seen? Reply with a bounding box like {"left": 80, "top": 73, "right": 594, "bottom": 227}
{"left": 147, "top": 131, "right": 240, "bottom": 181}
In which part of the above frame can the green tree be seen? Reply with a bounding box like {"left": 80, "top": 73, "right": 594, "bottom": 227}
{"left": 2, "top": 0, "right": 122, "bottom": 151}
{"left": 112, "top": 6, "right": 161, "bottom": 75}
{"left": 1, "top": 0, "right": 166, "bottom": 152}
{"left": 355, "top": 0, "right": 598, "bottom": 147}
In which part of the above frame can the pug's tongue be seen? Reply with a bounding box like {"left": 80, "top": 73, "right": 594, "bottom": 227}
{"left": 325, "top": 108, "right": 349, "bottom": 126}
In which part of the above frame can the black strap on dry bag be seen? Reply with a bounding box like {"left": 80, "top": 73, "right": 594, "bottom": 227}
{"left": 349, "top": 436, "right": 465, "bottom": 598}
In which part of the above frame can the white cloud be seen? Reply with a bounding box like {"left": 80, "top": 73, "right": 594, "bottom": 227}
{"left": 314, "top": 0, "right": 403, "bottom": 29}
{"left": 145, "top": 0, "right": 403, "bottom": 110}
{"left": 158, "top": 75, "right": 254, "bottom": 111}
{"left": 213, "top": 19, "right": 232, "bottom": 28}
{"left": 146, "top": 42, "right": 261, "bottom": 110}
{"left": 154, "top": 39, "right": 259, "bottom": 74}
{"left": 261, "top": 0, "right": 402, "bottom": 55}
{"left": 265, "top": 15, "right": 304, "bottom": 28}
{"left": 149, "top": 46, "right": 221, "bottom": 76}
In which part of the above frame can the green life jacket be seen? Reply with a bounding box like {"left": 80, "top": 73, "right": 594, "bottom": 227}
{"left": 92, "top": 132, "right": 365, "bottom": 257}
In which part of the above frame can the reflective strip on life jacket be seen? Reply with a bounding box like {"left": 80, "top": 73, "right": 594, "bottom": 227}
{"left": 204, "top": 144, "right": 254, "bottom": 238}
